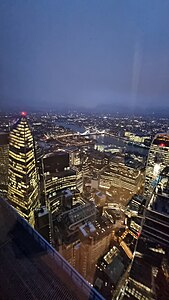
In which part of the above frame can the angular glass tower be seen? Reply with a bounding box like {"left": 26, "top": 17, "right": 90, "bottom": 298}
{"left": 118, "top": 134, "right": 169, "bottom": 300}
{"left": 7, "top": 113, "right": 39, "bottom": 226}
{"left": 144, "top": 133, "right": 169, "bottom": 199}
{"left": 119, "top": 169, "right": 169, "bottom": 300}
{"left": 144, "top": 166, "right": 169, "bottom": 245}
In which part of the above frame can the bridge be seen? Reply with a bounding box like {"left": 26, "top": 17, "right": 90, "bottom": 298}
{"left": 45, "top": 129, "right": 106, "bottom": 139}
{"left": 81, "top": 129, "right": 106, "bottom": 136}
{"left": 44, "top": 130, "right": 149, "bottom": 151}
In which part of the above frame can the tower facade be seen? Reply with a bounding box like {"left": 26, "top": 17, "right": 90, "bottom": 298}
{"left": 118, "top": 134, "right": 169, "bottom": 300}
{"left": 0, "top": 132, "right": 9, "bottom": 194}
{"left": 41, "top": 152, "right": 77, "bottom": 215}
{"left": 144, "top": 133, "right": 169, "bottom": 199}
{"left": 119, "top": 167, "right": 169, "bottom": 300}
{"left": 7, "top": 113, "right": 39, "bottom": 225}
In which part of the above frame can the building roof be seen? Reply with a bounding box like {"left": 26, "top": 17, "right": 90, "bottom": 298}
{"left": 56, "top": 202, "right": 96, "bottom": 231}
{"left": 104, "top": 255, "right": 125, "bottom": 285}
{"left": 0, "top": 198, "right": 104, "bottom": 300}
{"left": 0, "top": 132, "right": 9, "bottom": 145}
{"left": 45, "top": 169, "right": 76, "bottom": 180}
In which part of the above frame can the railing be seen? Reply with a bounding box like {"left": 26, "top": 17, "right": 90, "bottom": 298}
{"left": 2, "top": 197, "right": 105, "bottom": 300}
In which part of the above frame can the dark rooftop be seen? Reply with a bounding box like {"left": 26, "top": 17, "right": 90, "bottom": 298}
{"left": 0, "top": 132, "right": 8, "bottom": 145}
{"left": 56, "top": 202, "right": 96, "bottom": 230}
{"left": 0, "top": 198, "right": 104, "bottom": 300}
{"left": 45, "top": 169, "right": 76, "bottom": 180}
{"left": 130, "top": 257, "right": 152, "bottom": 289}
{"left": 153, "top": 193, "right": 169, "bottom": 217}
{"left": 104, "top": 255, "right": 125, "bottom": 286}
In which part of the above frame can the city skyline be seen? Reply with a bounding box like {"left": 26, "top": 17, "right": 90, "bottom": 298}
{"left": 0, "top": 109, "right": 169, "bottom": 299}
{"left": 1, "top": 1, "right": 169, "bottom": 299}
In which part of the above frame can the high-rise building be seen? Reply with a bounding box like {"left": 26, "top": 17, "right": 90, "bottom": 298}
{"left": 0, "top": 132, "right": 9, "bottom": 194}
{"left": 143, "top": 166, "right": 169, "bottom": 246}
{"left": 41, "top": 152, "right": 78, "bottom": 215}
{"left": 120, "top": 170, "right": 169, "bottom": 299}
{"left": 144, "top": 133, "right": 169, "bottom": 199}
{"left": 118, "top": 163, "right": 169, "bottom": 299}
{"left": 43, "top": 151, "right": 69, "bottom": 173}
{"left": 68, "top": 148, "right": 81, "bottom": 167}
{"left": 0, "top": 196, "right": 104, "bottom": 300}
{"left": 7, "top": 112, "right": 39, "bottom": 226}
{"left": 99, "top": 159, "right": 144, "bottom": 205}
{"left": 55, "top": 203, "right": 114, "bottom": 284}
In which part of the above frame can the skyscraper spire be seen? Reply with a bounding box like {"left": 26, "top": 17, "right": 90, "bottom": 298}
{"left": 7, "top": 113, "right": 39, "bottom": 226}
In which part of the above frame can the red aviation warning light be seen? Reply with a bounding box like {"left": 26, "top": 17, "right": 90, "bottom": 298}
{"left": 21, "top": 111, "right": 27, "bottom": 117}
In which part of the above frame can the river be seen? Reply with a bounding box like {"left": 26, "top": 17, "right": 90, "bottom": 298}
{"left": 56, "top": 121, "right": 148, "bottom": 156}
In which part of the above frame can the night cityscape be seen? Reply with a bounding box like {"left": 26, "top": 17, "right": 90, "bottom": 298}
{"left": 1, "top": 1, "right": 169, "bottom": 300}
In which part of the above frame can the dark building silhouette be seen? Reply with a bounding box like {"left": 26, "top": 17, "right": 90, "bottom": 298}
{"left": 41, "top": 152, "right": 77, "bottom": 216}
{"left": 0, "top": 132, "right": 9, "bottom": 194}
{"left": 0, "top": 197, "right": 104, "bottom": 300}
{"left": 119, "top": 170, "right": 169, "bottom": 299}
{"left": 43, "top": 151, "right": 69, "bottom": 173}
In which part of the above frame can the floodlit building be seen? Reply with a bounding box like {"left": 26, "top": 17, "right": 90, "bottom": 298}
{"left": 69, "top": 148, "right": 81, "bottom": 166}
{"left": 7, "top": 112, "right": 39, "bottom": 226}
{"left": 99, "top": 161, "right": 143, "bottom": 194}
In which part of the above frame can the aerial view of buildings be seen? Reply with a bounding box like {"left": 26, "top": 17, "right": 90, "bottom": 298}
{"left": 1, "top": 1, "right": 169, "bottom": 300}
{"left": 0, "top": 111, "right": 169, "bottom": 299}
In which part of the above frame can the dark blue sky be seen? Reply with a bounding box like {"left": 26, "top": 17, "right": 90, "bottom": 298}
{"left": 1, "top": 0, "right": 169, "bottom": 112}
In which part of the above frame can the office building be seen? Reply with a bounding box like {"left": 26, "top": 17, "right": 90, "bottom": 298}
{"left": 94, "top": 246, "right": 129, "bottom": 299}
{"left": 99, "top": 160, "right": 144, "bottom": 205}
{"left": 143, "top": 166, "right": 169, "bottom": 246}
{"left": 7, "top": 112, "right": 39, "bottom": 226}
{"left": 144, "top": 132, "right": 169, "bottom": 199}
{"left": 100, "top": 161, "right": 143, "bottom": 193}
{"left": 68, "top": 148, "right": 81, "bottom": 167}
{"left": 54, "top": 202, "right": 114, "bottom": 283}
{"left": 42, "top": 152, "right": 77, "bottom": 216}
{"left": 41, "top": 151, "right": 84, "bottom": 213}
{"left": 34, "top": 206, "right": 50, "bottom": 242}
{"left": 0, "top": 196, "right": 104, "bottom": 300}
{"left": 82, "top": 155, "right": 90, "bottom": 177}
{"left": 0, "top": 132, "right": 9, "bottom": 194}
{"left": 75, "top": 168, "right": 83, "bottom": 193}
{"left": 43, "top": 151, "right": 69, "bottom": 173}
{"left": 119, "top": 167, "right": 169, "bottom": 300}
{"left": 90, "top": 151, "right": 109, "bottom": 176}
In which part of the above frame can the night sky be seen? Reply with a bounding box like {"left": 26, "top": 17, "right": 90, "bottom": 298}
{"left": 1, "top": 0, "right": 169, "bottom": 112}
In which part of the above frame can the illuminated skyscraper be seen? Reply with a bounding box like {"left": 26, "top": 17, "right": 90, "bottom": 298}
{"left": 118, "top": 134, "right": 169, "bottom": 300}
{"left": 7, "top": 112, "right": 39, "bottom": 226}
{"left": 144, "top": 133, "right": 169, "bottom": 199}
{"left": 119, "top": 167, "right": 169, "bottom": 300}
{"left": 42, "top": 152, "right": 76, "bottom": 216}
{"left": 0, "top": 132, "right": 9, "bottom": 194}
